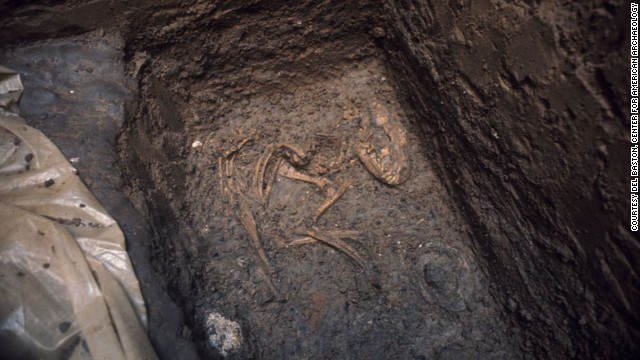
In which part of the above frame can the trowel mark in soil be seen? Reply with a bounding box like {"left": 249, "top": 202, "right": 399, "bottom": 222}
{"left": 173, "top": 59, "right": 512, "bottom": 358}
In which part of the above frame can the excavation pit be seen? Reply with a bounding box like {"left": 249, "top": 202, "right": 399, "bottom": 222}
{"left": 0, "top": 1, "right": 636, "bottom": 359}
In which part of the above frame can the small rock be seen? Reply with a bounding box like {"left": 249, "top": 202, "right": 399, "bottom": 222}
{"left": 205, "top": 312, "right": 243, "bottom": 357}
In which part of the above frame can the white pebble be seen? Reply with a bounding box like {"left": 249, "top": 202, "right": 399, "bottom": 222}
{"left": 191, "top": 140, "right": 203, "bottom": 148}
{"left": 205, "top": 312, "right": 243, "bottom": 357}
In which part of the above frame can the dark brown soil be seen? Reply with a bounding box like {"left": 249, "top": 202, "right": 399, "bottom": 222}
{"left": 0, "top": 0, "right": 636, "bottom": 359}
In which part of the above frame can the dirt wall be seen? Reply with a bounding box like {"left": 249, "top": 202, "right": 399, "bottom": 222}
{"left": 377, "top": 0, "right": 637, "bottom": 358}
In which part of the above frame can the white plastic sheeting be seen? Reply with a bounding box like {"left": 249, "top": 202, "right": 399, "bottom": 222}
{"left": 0, "top": 66, "right": 157, "bottom": 359}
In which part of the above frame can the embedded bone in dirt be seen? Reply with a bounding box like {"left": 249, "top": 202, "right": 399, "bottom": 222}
{"left": 219, "top": 137, "right": 362, "bottom": 298}
{"left": 263, "top": 157, "right": 283, "bottom": 201}
{"left": 213, "top": 100, "right": 414, "bottom": 302}
{"left": 313, "top": 178, "right": 352, "bottom": 223}
{"left": 277, "top": 143, "right": 308, "bottom": 166}
{"left": 235, "top": 191, "right": 283, "bottom": 301}
{"left": 304, "top": 227, "right": 367, "bottom": 270}
{"left": 279, "top": 162, "right": 329, "bottom": 190}
{"left": 253, "top": 144, "right": 276, "bottom": 201}
{"left": 357, "top": 101, "right": 410, "bottom": 186}
{"left": 215, "top": 132, "right": 371, "bottom": 298}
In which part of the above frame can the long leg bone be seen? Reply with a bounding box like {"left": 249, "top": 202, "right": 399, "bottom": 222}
{"left": 278, "top": 162, "right": 328, "bottom": 190}
{"left": 313, "top": 179, "right": 352, "bottom": 223}
{"left": 288, "top": 230, "right": 361, "bottom": 247}
{"left": 226, "top": 156, "right": 239, "bottom": 204}
{"left": 238, "top": 200, "right": 275, "bottom": 275}
{"left": 253, "top": 145, "right": 276, "bottom": 200}
{"left": 256, "top": 266, "right": 284, "bottom": 301}
{"left": 305, "top": 227, "right": 366, "bottom": 269}
{"left": 273, "top": 233, "right": 288, "bottom": 248}
{"left": 263, "top": 157, "right": 283, "bottom": 202}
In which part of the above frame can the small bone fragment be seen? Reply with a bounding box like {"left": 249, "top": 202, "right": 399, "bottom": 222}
{"left": 226, "top": 157, "right": 239, "bottom": 204}
{"left": 336, "top": 140, "right": 345, "bottom": 164}
{"left": 227, "top": 153, "right": 237, "bottom": 178}
{"left": 380, "top": 146, "right": 391, "bottom": 158}
{"left": 359, "top": 109, "right": 371, "bottom": 129}
{"left": 273, "top": 233, "right": 288, "bottom": 248}
{"left": 277, "top": 143, "right": 306, "bottom": 163}
{"left": 370, "top": 101, "right": 390, "bottom": 126}
{"left": 224, "top": 137, "right": 251, "bottom": 157}
{"left": 288, "top": 236, "right": 316, "bottom": 246}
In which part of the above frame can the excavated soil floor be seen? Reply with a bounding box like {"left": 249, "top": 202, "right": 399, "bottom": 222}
{"left": 137, "top": 58, "right": 515, "bottom": 358}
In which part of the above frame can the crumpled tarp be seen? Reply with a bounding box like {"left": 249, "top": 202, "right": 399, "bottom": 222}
{"left": 0, "top": 66, "right": 157, "bottom": 359}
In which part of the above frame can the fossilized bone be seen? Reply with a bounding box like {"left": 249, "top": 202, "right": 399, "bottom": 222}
{"left": 279, "top": 162, "right": 329, "bottom": 190}
{"left": 313, "top": 179, "right": 352, "bottom": 223}
{"left": 253, "top": 145, "right": 276, "bottom": 200}
{"left": 224, "top": 137, "right": 251, "bottom": 157}
{"left": 263, "top": 157, "right": 283, "bottom": 202}
{"left": 256, "top": 266, "right": 284, "bottom": 302}
{"left": 277, "top": 143, "right": 307, "bottom": 166}
{"left": 288, "top": 230, "right": 361, "bottom": 246}
{"left": 218, "top": 156, "right": 225, "bottom": 194}
{"left": 356, "top": 101, "right": 410, "bottom": 186}
{"left": 237, "top": 207, "right": 283, "bottom": 300}
{"left": 305, "top": 227, "right": 366, "bottom": 269}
